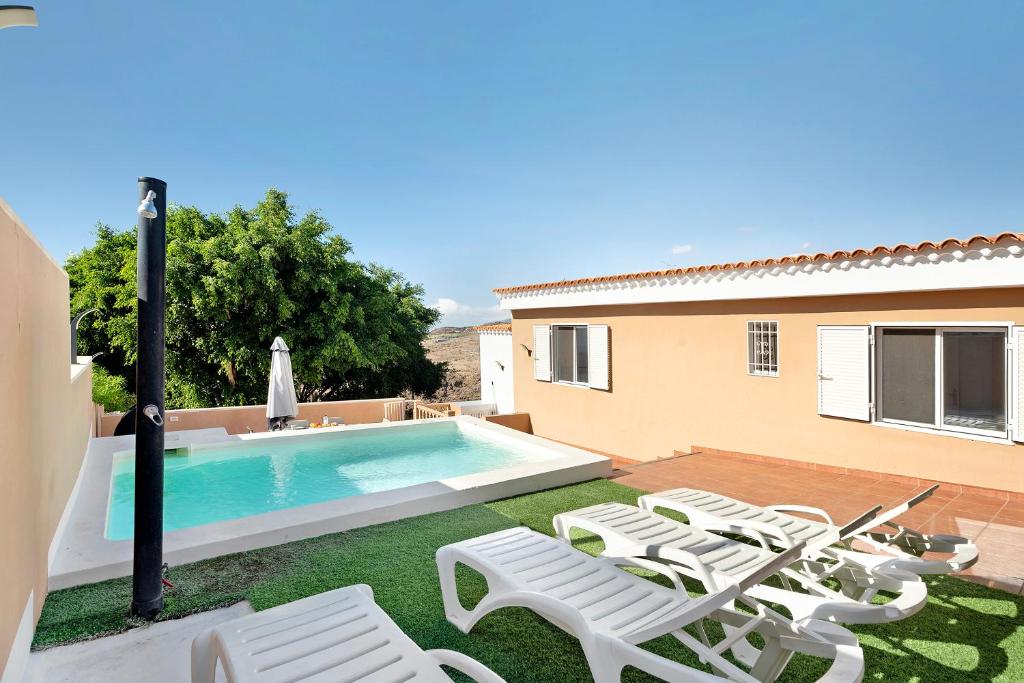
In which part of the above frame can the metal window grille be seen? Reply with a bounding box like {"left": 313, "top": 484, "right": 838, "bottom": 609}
{"left": 747, "top": 321, "right": 779, "bottom": 376}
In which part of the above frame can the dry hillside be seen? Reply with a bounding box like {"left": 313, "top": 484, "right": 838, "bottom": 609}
{"left": 422, "top": 322, "right": 508, "bottom": 403}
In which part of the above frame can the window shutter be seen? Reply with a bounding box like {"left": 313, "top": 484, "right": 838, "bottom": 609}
{"left": 587, "top": 325, "right": 610, "bottom": 390}
{"left": 533, "top": 325, "right": 552, "bottom": 381}
{"left": 1013, "top": 326, "right": 1023, "bottom": 443}
{"left": 817, "top": 325, "right": 871, "bottom": 421}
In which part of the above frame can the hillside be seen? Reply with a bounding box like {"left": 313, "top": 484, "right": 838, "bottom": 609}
{"left": 422, "top": 322, "right": 508, "bottom": 403}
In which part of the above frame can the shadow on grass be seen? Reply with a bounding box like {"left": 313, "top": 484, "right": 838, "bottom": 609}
{"left": 34, "top": 479, "right": 1024, "bottom": 682}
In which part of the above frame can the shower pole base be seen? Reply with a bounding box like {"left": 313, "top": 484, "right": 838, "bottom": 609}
{"left": 130, "top": 595, "right": 164, "bottom": 621}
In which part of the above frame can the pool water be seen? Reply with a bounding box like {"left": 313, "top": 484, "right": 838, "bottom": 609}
{"left": 105, "top": 422, "right": 538, "bottom": 540}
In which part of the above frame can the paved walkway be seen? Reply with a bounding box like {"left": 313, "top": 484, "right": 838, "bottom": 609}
{"left": 611, "top": 453, "right": 1024, "bottom": 594}
{"left": 27, "top": 602, "right": 252, "bottom": 682}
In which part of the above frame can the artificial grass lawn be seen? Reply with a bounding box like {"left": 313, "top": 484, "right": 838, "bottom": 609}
{"left": 35, "top": 479, "right": 1024, "bottom": 681}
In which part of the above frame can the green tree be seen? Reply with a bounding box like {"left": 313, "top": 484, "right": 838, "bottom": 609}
{"left": 68, "top": 189, "right": 443, "bottom": 408}
{"left": 90, "top": 366, "right": 134, "bottom": 412}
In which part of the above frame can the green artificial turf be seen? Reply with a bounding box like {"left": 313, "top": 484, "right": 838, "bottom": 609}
{"left": 34, "top": 479, "right": 1024, "bottom": 681}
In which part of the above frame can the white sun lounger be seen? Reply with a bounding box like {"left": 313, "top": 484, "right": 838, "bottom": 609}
{"left": 437, "top": 527, "right": 864, "bottom": 683}
{"left": 190, "top": 584, "right": 506, "bottom": 683}
{"left": 553, "top": 502, "right": 927, "bottom": 625}
{"left": 639, "top": 486, "right": 978, "bottom": 575}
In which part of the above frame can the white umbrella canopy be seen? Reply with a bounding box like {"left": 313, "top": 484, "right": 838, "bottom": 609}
{"left": 266, "top": 336, "right": 299, "bottom": 429}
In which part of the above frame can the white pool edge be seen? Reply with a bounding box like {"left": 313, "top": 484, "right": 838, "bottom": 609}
{"left": 48, "top": 417, "right": 611, "bottom": 590}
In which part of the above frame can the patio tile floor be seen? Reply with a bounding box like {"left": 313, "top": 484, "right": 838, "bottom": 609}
{"left": 611, "top": 452, "right": 1024, "bottom": 595}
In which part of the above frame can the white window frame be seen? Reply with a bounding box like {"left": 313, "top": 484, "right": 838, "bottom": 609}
{"left": 747, "top": 320, "right": 779, "bottom": 377}
{"left": 551, "top": 323, "right": 591, "bottom": 387}
{"left": 871, "top": 321, "right": 1014, "bottom": 443}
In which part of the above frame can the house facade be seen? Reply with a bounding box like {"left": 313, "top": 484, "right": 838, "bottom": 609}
{"left": 492, "top": 233, "right": 1024, "bottom": 495}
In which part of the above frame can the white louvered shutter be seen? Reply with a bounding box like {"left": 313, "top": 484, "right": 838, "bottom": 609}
{"left": 533, "top": 325, "right": 552, "bottom": 381}
{"left": 587, "top": 325, "right": 610, "bottom": 391}
{"left": 1013, "top": 326, "right": 1023, "bottom": 443}
{"left": 817, "top": 326, "right": 871, "bottom": 421}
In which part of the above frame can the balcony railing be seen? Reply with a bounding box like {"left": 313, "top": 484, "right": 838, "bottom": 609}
{"left": 413, "top": 402, "right": 456, "bottom": 420}
{"left": 383, "top": 399, "right": 410, "bottom": 422}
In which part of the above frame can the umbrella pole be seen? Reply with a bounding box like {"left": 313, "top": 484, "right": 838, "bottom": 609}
{"left": 131, "top": 176, "right": 167, "bottom": 620}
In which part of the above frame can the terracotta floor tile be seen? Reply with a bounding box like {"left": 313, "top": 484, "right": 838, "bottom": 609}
{"left": 945, "top": 492, "right": 1009, "bottom": 507}
{"left": 993, "top": 505, "right": 1024, "bottom": 526}
{"left": 610, "top": 452, "right": 1022, "bottom": 593}
{"left": 877, "top": 511, "right": 935, "bottom": 530}
{"left": 976, "top": 524, "right": 1024, "bottom": 551}
{"left": 962, "top": 555, "right": 1024, "bottom": 581}
{"left": 864, "top": 481, "right": 922, "bottom": 499}
{"left": 919, "top": 514, "right": 989, "bottom": 536}
{"left": 926, "top": 486, "right": 963, "bottom": 501}
{"left": 959, "top": 572, "right": 1024, "bottom": 594}
{"left": 935, "top": 501, "right": 1005, "bottom": 522}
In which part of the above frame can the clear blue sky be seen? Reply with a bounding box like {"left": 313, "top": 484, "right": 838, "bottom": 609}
{"left": 2, "top": 2, "right": 1022, "bottom": 326}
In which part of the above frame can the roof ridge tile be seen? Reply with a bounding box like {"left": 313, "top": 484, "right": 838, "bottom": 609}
{"left": 493, "top": 231, "right": 1024, "bottom": 295}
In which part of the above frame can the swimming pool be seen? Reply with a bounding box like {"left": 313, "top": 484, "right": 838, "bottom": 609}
{"left": 106, "top": 421, "right": 544, "bottom": 540}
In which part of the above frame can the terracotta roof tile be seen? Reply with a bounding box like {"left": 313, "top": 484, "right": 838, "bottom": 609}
{"left": 473, "top": 322, "right": 512, "bottom": 332}
{"left": 493, "top": 232, "right": 1024, "bottom": 295}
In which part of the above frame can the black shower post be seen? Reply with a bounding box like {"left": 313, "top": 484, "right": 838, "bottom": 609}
{"left": 131, "top": 176, "right": 167, "bottom": 620}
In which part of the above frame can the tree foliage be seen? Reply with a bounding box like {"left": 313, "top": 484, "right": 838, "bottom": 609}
{"left": 68, "top": 189, "right": 443, "bottom": 408}
{"left": 90, "top": 366, "right": 135, "bottom": 412}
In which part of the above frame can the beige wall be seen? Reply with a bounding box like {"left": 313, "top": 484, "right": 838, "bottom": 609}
{"left": 0, "top": 200, "right": 95, "bottom": 674}
{"left": 99, "top": 398, "right": 398, "bottom": 437}
{"left": 512, "top": 287, "right": 1024, "bottom": 493}
{"left": 484, "top": 412, "right": 533, "bottom": 433}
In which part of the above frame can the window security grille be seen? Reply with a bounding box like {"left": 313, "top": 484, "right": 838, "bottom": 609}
{"left": 747, "top": 321, "right": 779, "bottom": 377}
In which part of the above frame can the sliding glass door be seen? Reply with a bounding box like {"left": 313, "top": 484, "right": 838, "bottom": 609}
{"left": 876, "top": 326, "right": 1008, "bottom": 438}
{"left": 942, "top": 331, "right": 1006, "bottom": 433}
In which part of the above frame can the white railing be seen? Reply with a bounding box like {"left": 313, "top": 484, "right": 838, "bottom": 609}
{"left": 413, "top": 402, "right": 456, "bottom": 420}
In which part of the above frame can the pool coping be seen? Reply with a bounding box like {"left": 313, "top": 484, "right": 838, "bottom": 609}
{"left": 48, "top": 417, "right": 611, "bottom": 590}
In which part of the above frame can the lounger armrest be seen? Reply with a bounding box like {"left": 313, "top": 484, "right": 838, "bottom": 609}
{"left": 628, "top": 547, "right": 718, "bottom": 591}
{"left": 907, "top": 484, "right": 940, "bottom": 507}
{"left": 764, "top": 504, "right": 834, "bottom": 525}
{"left": 427, "top": 649, "right": 507, "bottom": 683}
{"left": 738, "top": 542, "right": 805, "bottom": 592}
{"left": 837, "top": 505, "right": 884, "bottom": 539}
{"left": 698, "top": 519, "right": 796, "bottom": 550}
{"left": 626, "top": 582, "right": 743, "bottom": 644}
{"left": 857, "top": 485, "right": 941, "bottom": 533}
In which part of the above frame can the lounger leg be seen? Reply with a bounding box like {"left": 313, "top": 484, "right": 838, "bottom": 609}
{"left": 582, "top": 636, "right": 624, "bottom": 683}
{"left": 436, "top": 547, "right": 510, "bottom": 634}
{"left": 748, "top": 635, "right": 792, "bottom": 683}
{"left": 190, "top": 628, "right": 218, "bottom": 683}
{"left": 437, "top": 547, "right": 478, "bottom": 632}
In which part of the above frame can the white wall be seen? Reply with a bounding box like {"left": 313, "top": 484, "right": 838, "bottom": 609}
{"left": 479, "top": 332, "right": 514, "bottom": 413}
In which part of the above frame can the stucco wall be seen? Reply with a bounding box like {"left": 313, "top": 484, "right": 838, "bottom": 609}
{"left": 484, "top": 412, "right": 532, "bottom": 433}
{"left": 478, "top": 332, "right": 515, "bottom": 414}
{"left": 511, "top": 287, "right": 1024, "bottom": 493}
{"left": 0, "top": 200, "right": 95, "bottom": 677}
{"left": 99, "top": 397, "right": 398, "bottom": 437}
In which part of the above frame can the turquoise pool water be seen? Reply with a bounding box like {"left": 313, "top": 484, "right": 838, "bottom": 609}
{"left": 105, "top": 422, "right": 538, "bottom": 540}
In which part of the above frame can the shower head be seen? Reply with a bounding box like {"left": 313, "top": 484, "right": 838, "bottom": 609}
{"left": 137, "top": 190, "right": 158, "bottom": 219}
{"left": 0, "top": 6, "right": 38, "bottom": 29}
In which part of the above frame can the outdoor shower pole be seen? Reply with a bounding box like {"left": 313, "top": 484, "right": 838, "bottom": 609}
{"left": 131, "top": 176, "right": 167, "bottom": 619}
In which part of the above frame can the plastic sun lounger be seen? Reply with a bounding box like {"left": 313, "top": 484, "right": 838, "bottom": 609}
{"left": 437, "top": 527, "right": 864, "bottom": 683}
{"left": 190, "top": 584, "right": 506, "bottom": 683}
{"left": 638, "top": 486, "right": 978, "bottom": 576}
{"left": 553, "top": 502, "right": 928, "bottom": 625}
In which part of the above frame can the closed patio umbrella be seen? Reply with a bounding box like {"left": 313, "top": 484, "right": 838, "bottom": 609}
{"left": 267, "top": 336, "right": 299, "bottom": 430}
